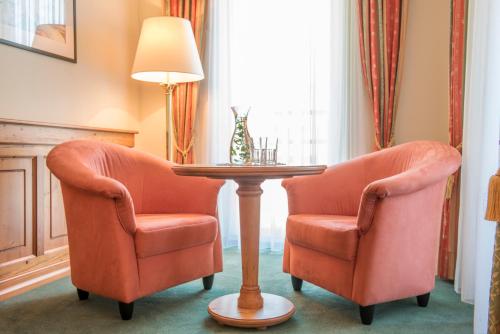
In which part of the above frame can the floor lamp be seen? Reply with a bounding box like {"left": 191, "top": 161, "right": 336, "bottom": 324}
{"left": 131, "top": 16, "right": 204, "bottom": 161}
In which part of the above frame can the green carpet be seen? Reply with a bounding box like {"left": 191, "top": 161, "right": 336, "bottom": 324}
{"left": 0, "top": 249, "right": 472, "bottom": 333}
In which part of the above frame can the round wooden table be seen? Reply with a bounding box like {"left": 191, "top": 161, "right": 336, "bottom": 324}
{"left": 172, "top": 164, "right": 326, "bottom": 329}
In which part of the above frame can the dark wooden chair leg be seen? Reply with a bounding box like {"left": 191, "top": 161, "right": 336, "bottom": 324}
{"left": 417, "top": 292, "right": 430, "bottom": 307}
{"left": 359, "top": 305, "right": 375, "bottom": 325}
{"left": 77, "top": 288, "right": 89, "bottom": 301}
{"left": 118, "top": 301, "right": 134, "bottom": 320}
{"left": 203, "top": 274, "right": 214, "bottom": 290}
{"left": 291, "top": 276, "right": 303, "bottom": 291}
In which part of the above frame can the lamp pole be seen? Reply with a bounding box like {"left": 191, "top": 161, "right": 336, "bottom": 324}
{"left": 162, "top": 83, "right": 176, "bottom": 161}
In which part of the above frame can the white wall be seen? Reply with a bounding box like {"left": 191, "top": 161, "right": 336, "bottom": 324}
{"left": 135, "top": 0, "right": 166, "bottom": 157}
{"left": 395, "top": 0, "right": 450, "bottom": 144}
{"left": 0, "top": 0, "right": 140, "bottom": 131}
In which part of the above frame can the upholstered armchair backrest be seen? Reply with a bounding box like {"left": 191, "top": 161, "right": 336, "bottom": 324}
{"left": 282, "top": 141, "right": 460, "bottom": 217}
{"left": 47, "top": 139, "right": 156, "bottom": 213}
{"left": 47, "top": 139, "right": 224, "bottom": 216}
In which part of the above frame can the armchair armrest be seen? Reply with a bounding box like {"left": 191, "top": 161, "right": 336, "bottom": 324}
{"left": 47, "top": 153, "right": 136, "bottom": 234}
{"left": 56, "top": 168, "right": 130, "bottom": 200}
{"left": 357, "top": 156, "right": 461, "bottom": 234}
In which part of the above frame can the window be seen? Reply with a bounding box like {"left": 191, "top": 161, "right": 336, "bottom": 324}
{"left": 204, "top": 0, "right": 351, "bottom": 250}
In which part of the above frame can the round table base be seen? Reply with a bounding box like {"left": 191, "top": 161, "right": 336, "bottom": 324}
{"left": 208, "top": 293, "right": 295, "bottom": 329}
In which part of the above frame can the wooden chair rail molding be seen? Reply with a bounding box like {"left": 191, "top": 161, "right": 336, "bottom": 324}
{"left": 0, "top": 118, "right": 137, "bottom": 301}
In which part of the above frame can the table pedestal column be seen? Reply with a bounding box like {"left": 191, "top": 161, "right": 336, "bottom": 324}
{"left": 237, "top": 179, "right": 264, "bottom": 309}
{"left": 207, "top": 178, "right": 295, "bottom": 329}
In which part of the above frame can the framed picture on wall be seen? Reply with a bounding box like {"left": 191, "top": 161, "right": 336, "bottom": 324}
{"left": 0, "top": 0, "right": 77, "bottom": 63}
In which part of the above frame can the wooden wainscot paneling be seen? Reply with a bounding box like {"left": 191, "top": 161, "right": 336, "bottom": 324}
{"left": 44, "top": 168, "right": 68, "bottom": 251}
{"left": 0, "top": 118, "right": 137, "bottom": 301}
{"left": 0, "top": 158, "right": 34, "bottom": 264}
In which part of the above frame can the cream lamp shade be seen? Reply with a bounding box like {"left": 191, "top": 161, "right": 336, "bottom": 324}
{"left": 131, "top": 16, "right": 204, "bottom": 84}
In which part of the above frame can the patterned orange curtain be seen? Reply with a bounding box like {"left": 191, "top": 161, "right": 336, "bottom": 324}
{"left": 437, "top": 0, "right": 468, "bottom": 280}
{"left": 357, "top": 0, "right": 408, "bottom": 150}
{"left": 163, "top": 0, "right": 207, "bottom": 164}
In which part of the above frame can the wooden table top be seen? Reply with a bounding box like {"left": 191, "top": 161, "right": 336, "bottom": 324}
{"left": 172, "top": 164, "right": 327, "bottom": 179}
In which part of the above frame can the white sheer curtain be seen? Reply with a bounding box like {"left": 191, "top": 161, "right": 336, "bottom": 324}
{"left": 454, "top": 0, "right": 500, "bottom": 333}
{"left": 196, "top": 0, "right": 364, "bottom": 251}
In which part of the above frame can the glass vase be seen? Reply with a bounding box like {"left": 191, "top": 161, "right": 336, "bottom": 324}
{"left": 229, "top": 106, "right": 253, "bottom": 164}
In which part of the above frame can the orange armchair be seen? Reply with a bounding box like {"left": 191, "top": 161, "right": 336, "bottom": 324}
{"left": 282, "top": 141, "right": 461, "bottom": 324}
{"left": 47, "top": 140, "right": 224, "bottom": 320}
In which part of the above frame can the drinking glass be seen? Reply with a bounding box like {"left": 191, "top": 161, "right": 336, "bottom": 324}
{"left": 252, "top": 137, "right": 278, "bottom": 165}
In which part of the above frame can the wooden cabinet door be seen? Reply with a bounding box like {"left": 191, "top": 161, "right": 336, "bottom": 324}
{"left": 0, "top": 157, "right": 35, "bottom": 264}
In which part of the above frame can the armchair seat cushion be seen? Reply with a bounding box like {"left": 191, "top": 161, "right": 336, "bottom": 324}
{"left": 286, "top": 215, "right": 359, "bottom": 261}
{"left": 135, "top": 214, "right": 218, "bottom": 258}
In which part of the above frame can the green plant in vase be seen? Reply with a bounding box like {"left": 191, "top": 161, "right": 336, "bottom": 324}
{"left": 229, "top": 106, "right": 253, "bottom": 164}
